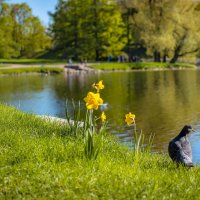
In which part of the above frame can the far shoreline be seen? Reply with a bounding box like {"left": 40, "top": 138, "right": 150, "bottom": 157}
{"left": 0, "top": 61, "right": 198, "bottom": 75}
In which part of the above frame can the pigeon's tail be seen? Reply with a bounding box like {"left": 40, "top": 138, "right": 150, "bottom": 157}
{"left": 186, "top": 162, "right": 194, "bottom": 168}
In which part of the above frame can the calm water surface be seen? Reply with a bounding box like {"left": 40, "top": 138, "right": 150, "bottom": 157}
{"left": 1, "top": 70, "right": 200, "bottom": 163}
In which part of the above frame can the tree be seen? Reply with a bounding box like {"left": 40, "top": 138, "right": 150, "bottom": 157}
{"left": 89, "top": 0, "right": 127, "bottom": 61}
{"left": 10, "top": 3, "right": 51, "bottom": 58}
{"left": 50, "top": 0, "right": 85, "bottom": 60}
{"left": 123, "top": 0, "right": 200, "bottom": 63}
{"left": 0, "top": 3, "right": 16, "bottom": 58}
{"left": 169, "top": 1, "right": 200, "bottom": 63}
{"left": 22, "top": 16, "right": 51, "bottom": 57}
{"left": 117, "top": 0, "right": 137, "bottom": 61}
{"left": 50, "top": 0, "right": 126, "bottom": 61}
{"left": 0, "top": 2, "right": 51, "bottom": 58}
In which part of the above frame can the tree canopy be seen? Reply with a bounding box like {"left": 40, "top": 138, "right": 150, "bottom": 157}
{"left": 122, "top": 0, "right": 200, "bottom": 62}
{"left": 50, "top": 0, "right": 127, "bottom": 61}
{"left": 1, "top": 0, "right": 200, "bottom": 62}
{"left": 0, "top": 2, "right": 51, "bottom": 58}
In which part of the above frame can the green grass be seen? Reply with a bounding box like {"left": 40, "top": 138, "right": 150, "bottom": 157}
{"left": 90, "top": 62, "right": 196, "bottom": 70}
{"left": 0, "top": 59, "right": 67, "bottom": 64}
{"left": 1, "top": 104, "right": 200, "bottom": 199}
{"left": 0, "top": 67, "right": 64, "bottom": 74}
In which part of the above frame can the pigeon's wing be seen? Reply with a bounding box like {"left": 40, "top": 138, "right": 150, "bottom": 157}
{"left": 168, "top": 141, "right": 193, "bottom": 166}
{"left": 181, "top": 138, "right": 193, "bottom": 160}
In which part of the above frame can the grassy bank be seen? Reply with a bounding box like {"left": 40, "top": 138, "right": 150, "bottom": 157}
{"left": 0, "top": 59, "right": 66, "bottom": 64}
{"left": 0, "top": 60, "right": 196, "bottom": 74}
{"left": 0, "top": 104, "right": 200, "bottom": 199}
{"left": 90, "top": 62, "right": 196, "bottom": 70}
{"left": 0, "top": 67, "right": 64, "bottom": 74}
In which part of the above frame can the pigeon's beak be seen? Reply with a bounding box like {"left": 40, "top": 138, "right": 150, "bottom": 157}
{"left": 190, "top": 128, "right": 196, "bottom": 132}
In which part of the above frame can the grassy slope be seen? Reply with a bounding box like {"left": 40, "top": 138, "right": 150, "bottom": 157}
{"left": 0, "top": 59, "right": 66, "bottom": 64}
{"left": 0, "top": 104, "right": 200, "bottom": 199}
{"left": 90, "top": 62, "right": 196, "bottom": 70}
{"left": 0, "top": 67, "right": 64, "bottom": 74}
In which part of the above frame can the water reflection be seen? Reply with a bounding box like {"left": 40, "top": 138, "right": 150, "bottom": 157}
{"left": 0, "top": 70, "right": 200, "bottom": 163}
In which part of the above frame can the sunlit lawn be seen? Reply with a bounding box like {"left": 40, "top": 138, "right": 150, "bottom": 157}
{"left": 0, "top": 104, "right": 200, "bottom": 199}
{"left": 90, "top": 62, "right": 196, "bottom": 70}
{"left": 0, "top": 59, "right": 67, "bottom": 64}
{"left": 0, "top": 67, "right": 64, "bottom": 74}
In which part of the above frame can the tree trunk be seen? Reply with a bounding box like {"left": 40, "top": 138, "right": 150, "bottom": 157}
{"left": 127, "top": 16, "right": 130, "bottom": 61}
{"left": 154, "top": 51, "right": 161, "bottom": 62}
{"left": 127, "top": 8, "right": 132, "bottom": 61}
{"left": 73, "top": 6, "right": 78, "bottom": 61}
{"left": 170, "top": 32, "right": 187, "bottom": 63}
{"left": 170, "top": 47, "right": 180, "bottom": 63}
{"left": 93, "top": 0, "right": 99, "bottom": 61}
{"left": 163, "top": 55, "right": 167, "bottom": 62}
{"left": 95, "top": 49, "right": 99, "bottom": 61}
{"left": 170, "top": 54, "right": 179, "bottom": 63}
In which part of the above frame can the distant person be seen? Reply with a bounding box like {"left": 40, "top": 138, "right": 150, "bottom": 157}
{"left": 132, "top": 56, "right": 136, "bottom": 62}
{"left": 135, "top": 56, "right": 141, "bottom": 62}
{"left": 121, "top": 55, "right": 126, "bottom": 62}
{"left": 132, "top": 56, "right": 140, "bottom": 62}
{"left": 108, "top": 55, "right": 112, "bottom": 62}
{"left": 117, "top": 55, "right": 121, "bottom": 63}
{"left": 68, "top": 59, "right": 73, "bottom": 64}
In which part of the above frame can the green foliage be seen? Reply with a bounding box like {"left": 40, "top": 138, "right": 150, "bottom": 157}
{"left": 83, "top": 111, "right": 104, "bottom": 161}
{"left": 124, "top": 0, "right": 200, "bottom": 63}
{"left": 65, "top": 101, "right": 83, "bottom": 137}
{"left": 0, "top": 2, "right": 51, "bottom": 59}
{"left": 0, "top": 3, "right": 17, "bottom": 58}
{"left": 1, "top": 104, "right": 200, "bottom": 199}
{"left": 84, "top": 129, "right": 102, "bottom": 161}
{"left": 51, "top": 0, "right": 126, "bottom": 61}
{"left": 65, "top": 99, "right": 104, "bottom": 161}
{"left": 132, "top": 129, "right": 154, "bottom": 156}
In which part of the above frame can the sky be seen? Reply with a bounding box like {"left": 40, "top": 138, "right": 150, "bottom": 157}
{"left": 8, "top": 0, "right": 58, "bottom": 26}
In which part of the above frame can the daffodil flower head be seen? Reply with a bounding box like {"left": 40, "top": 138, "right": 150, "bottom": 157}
{"left": 84, "top": 92, "right": 103, "bottom": 110}
{"left": 125, "top": 112, "right": 136, "bottom": 126}
{"left": 100, "top": 111, "right": 106, "bottom": 122}
{"left": 93, "top": 80, "right": 104, "bottom": 93}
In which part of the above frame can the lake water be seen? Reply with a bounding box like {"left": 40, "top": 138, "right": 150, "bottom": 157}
{"left": 1, "top": 70, "right": 200, "bottom": 163}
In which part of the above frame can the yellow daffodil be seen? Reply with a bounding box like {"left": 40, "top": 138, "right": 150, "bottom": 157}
{"left": 93, "top": 80, "right": 104, "bottom": 93}
{"left": 100, "top": 112, "right": 106, "bottom": 122}
{"left": 84, "top": 92, "right": 103, "bottom": 110}
{"left": 125, "top": 112, "right": 136, "bottom": 126}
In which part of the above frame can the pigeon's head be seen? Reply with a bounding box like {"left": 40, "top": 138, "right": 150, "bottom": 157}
{"left": 182, "top": 125, "right": 195, "bottom": 135}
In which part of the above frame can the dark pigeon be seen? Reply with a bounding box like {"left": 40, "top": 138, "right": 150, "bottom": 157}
{"left": 168, "top": 125, "right": 195, "bottom": 167}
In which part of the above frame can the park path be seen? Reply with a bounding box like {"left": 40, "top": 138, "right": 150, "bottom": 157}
{"left": 0, "top": 63, "right": 98, "bottom": 74}
{"left": 0, "top": 64, "right": 65, "bottom": 69}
